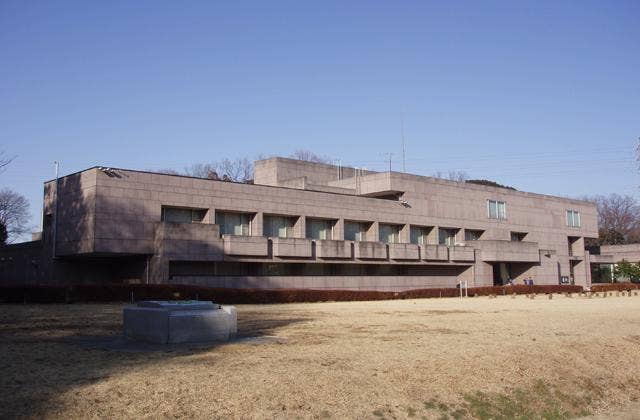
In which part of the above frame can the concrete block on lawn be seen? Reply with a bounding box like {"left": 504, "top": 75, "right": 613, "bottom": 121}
{"left": 123, "top": 301, "right": 237, "bottom": 344}
{"left": 222, "top": 305, "right": 237, "bottom": 336}
{"left": 123, "top": 306, "right": 169, "bottom": 344}
{"left": 168, "top": 310, "right": 230, "bottom": 343}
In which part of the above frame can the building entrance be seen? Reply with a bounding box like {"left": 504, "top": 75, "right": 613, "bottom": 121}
{"left": 492, "top": 262, "right": 511, "bottom": 286}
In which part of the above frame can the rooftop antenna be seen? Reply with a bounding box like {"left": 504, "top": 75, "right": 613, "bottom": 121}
{"left": 52, "top": 161, "right": 59, "bottom": 260}
{"left": 382, "top": 152, "right": 394, "bottom": 172}
{"left": 401, "top": 113, "right": 406, "bottom": 173}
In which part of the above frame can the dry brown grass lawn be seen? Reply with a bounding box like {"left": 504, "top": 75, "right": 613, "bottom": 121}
{"left": 1, "top": 295, "right": 640, "bottom": 419}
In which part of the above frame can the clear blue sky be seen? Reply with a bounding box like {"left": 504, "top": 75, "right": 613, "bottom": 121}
{"left": 1, "top": 1, "right": 639, "bottom": 239}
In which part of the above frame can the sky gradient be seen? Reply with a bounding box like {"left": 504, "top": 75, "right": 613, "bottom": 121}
{"left": 1, "top": 1, "right": 639, "bottom": 239}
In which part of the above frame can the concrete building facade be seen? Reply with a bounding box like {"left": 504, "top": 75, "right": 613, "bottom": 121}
{"left": 1, "top": 157, "right": 601, "bottom": 290}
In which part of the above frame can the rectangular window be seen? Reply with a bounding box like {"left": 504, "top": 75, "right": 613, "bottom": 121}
{"left": 215, "top": 211, "right": 251, "bottom": 236}
{"left": 438, "top": 228, "right": 457, "bottom": 246}
{"left": 464, "top": 229, "right": 484, "bottom": 241}
{"left": 263, "top": 215, "right": 296, "bottom": 238}
{"left": 410, "top": 226, "right": 430, "bottom": 245}
{"left": 379, "top": 224, "right": 401, "bottom": 244}
{"left": 306, "top": 218, "right": 334, "bottom": 240}
{"left": 344, "top": 221, "right": 368, "bottom": 241}
{"left": 566, "top": 210, "right": 581, "bottom": 228}
{"left": 162, "top": 207, "right": 207, "bottom": 223}
{"left": 487, "top": 200, "right": 506, "bottom": 220}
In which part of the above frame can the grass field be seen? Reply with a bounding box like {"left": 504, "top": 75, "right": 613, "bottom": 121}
{"left": 1, "top": 294, "right": 640, "bottom": 419}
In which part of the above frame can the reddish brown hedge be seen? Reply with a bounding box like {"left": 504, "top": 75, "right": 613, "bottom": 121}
{"left": 590, "top": 283, "right": 640, "bottom": 292}
{"left": 0, "top": 283, "right": 584, "bottom": 304}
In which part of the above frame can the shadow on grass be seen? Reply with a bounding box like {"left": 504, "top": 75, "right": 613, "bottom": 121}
{"left": 0, "top": 303, "right": 310, "bottom": 418}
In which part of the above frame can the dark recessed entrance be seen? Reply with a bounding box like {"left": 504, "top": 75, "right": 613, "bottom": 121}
{"left": 492, "top": 262, "right": 511, "bottom": 286}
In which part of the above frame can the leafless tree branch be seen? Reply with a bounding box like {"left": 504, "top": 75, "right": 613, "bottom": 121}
{"left": 0, "top": 188, "right": 30, "bottom": 244}
{"left": 289, "top": 150, "right": 332, "bottom": 164}
{"left": 0, "top": 150, "right": 16, "bottom": 175}
{"left": 432, "top": 170, "right": 469, "bottom": 182}
{"left": 583, "top": 194, "right": 640, "bottom": 245}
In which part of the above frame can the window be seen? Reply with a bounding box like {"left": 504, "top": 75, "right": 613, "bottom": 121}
{"left": 511, "top": 232, "right": 527, "bottom": 242}
{"left": 566, "top": 210, "right": 581, "bottom": 228}
{"left": 464, "top": 229, "right": 484, "bottom": 241}
{"left": 439, "top": 228, "right": 458, "bottom": 246}
{"left": 344, "top": 221, "right": 369, "bottom": 241}
{"left": 410, "top": 226, "right": 430, "bottom": 245}
{"left": 215, "top": 211, "right": 251, "bottom": 236}
{"left": 379, "top": 224, "right": 401, "bottom": 244}
{"left": 162, "top": 207, "right": 207, "bottom": 223}
{"left": 263, "top": 215, "right": 296, "bottom": 238}
{"left": 487, "top": 200, "right": 506, "bottom": 220}
{"left": 306, "top": 218, "right": 334, "bottom": 240}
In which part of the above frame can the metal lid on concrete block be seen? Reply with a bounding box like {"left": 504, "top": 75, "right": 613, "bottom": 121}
{"left": 137, "top": 300, "right": 219, "bottom": 311}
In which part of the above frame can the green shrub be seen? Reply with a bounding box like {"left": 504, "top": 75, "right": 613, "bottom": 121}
{"left": 614, "top": 259, "right": 640, "bottom": 283}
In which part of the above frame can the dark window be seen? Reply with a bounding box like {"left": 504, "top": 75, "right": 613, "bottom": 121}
{"left": 344, "top": 221, "right": 369, "bottom": 241}
{"left": 465, "top": 229, "right": 484, "bottom": 241}
{"left": 162, "top": 207, "right": 207, "bottom": 223}
{"left": 306, "top": 218, "right": 335, "bottom": 240}
{"left": 511, "top": 232, "right": 527, "bottom": 242}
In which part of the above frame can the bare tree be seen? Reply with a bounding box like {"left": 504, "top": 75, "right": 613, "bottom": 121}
{"left": 0, "top": 188, "right": 30, "bottom": 244}
{"left": 218, "top": 158, "right": 253, "bottom": 182}
{"left": 447, "top": 170, "right": 469, "bottom": 182}
{"left": 432, "top": 170, "right": 469, "bottom": 182}
{"left": 156, "top": 168, "right": 180, "bottom": 175}
{"left": 182, "top": 159, "right": 253, "bottom": 182}
{"left": 0, "top": 150, "right": 16, "bottom": 175}
{"left": 289, "top": 150, "right": 332, "bottom": 164}
{"left": 184, "top": 163, "right": 220, "bottom": 180}
{"left": 584, "top": 194, "right": 640, "bottom": 245}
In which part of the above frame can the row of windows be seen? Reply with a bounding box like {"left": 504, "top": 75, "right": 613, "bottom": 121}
{"left": 163, "top": 204, "right": 582, "bottom": 232}
{"left": 162, "top": 207, "right": 537, "bottom": 245}
{"left": 486, "top": 200, "right": 582, "bottom": 228}
{"left": 163, "top": 208, "right": 582, "bottom": 247}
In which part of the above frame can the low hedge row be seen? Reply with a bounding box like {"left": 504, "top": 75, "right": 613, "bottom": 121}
{"left": 590, "top": 283, "right": 640, "bottom": 292}
{"left": 0, "top": 283, "right": 585, "bottom": 304}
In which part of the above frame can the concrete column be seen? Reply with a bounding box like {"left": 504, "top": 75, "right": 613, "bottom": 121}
{"left": 400, "top": 224, "right": 410, "bottom": 244}
{"left": 458, "top": 265, "right": 475, "bottom": 287}
{"left": 573, "top": 260, "right": 586, "bottom": 287}
{"left": 368, "top": 221, "right": 379, "bottom": 242}
{"left": 149, "top": 255, "right": 169, "bottom": 284}
{"left": 253, "top": 212, "right": 263, "bottom": 236}
{"left": 473, "top": 259, "right": 493, "bottom": 287}
{"left": 294, "top": 216, "right": 306, "bottom": 239}
{"left": 537, "top": 253, "right": 561, "bottom": 285}
{"left": 427, "top": 226, "right": 438, "bottom": 245}
{"left": 334, "top": 219, "right": 345, "bottom": 240}
{"left": 454, "top": 228, "right": 463, "bottom": 245}
{"left": 584, "top": 251, "right": 592, "bottom": 288}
